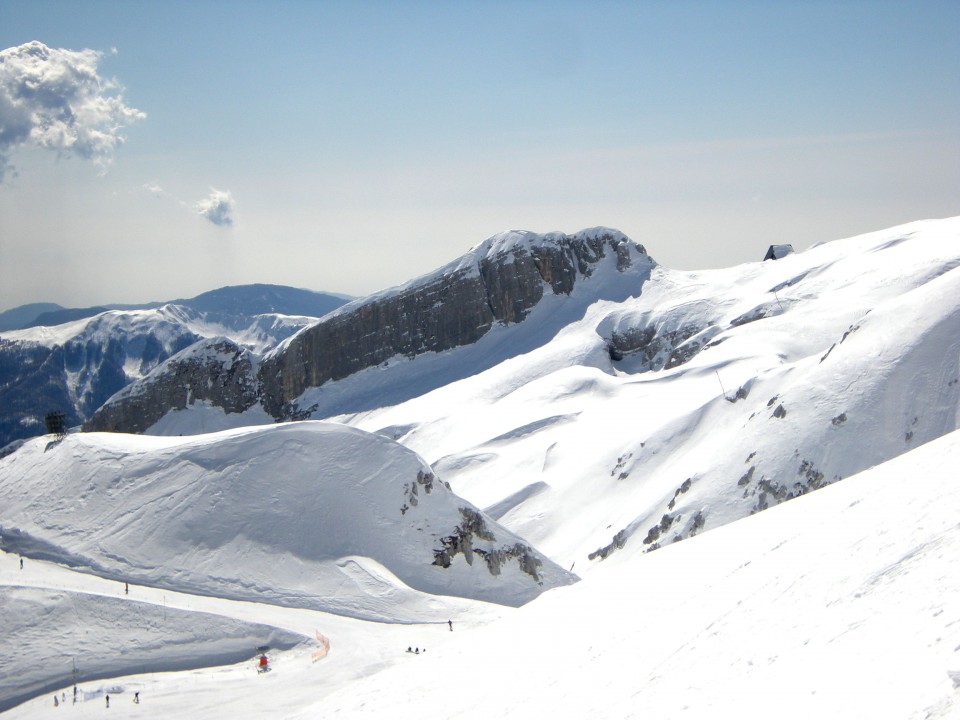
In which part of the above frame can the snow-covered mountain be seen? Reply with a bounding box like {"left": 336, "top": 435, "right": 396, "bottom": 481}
{"left": 3, "top": 418, "right": 958, "bottom": 718}
{"left": 0, "top": 285, "right": 348, "bottom": 448}
{"left": 336, "top": 218, "right": 960, "bottom": 573}
{"left": 91, "top": 218, "right": 960, "bottom": 573}
{"left": 83, "top": 228, "right": 653, "bottom": 435}
{"left": 0, "top": 419, "right": 574, "bottom": 712}
{"left": 2, "top": 218, "right": 959, "bottom": 717}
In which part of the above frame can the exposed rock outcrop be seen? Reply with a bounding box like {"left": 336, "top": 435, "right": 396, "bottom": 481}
{"left": 76, "top": 228, "right": 653, "bottom": 436}
{"left": 259, "top": 228, "right": 651, "bottom": 418}
{"left": 0, "top": 285, "right": 345, "bottom": 448}
{"left": 84, "top": 338, "right": 260, "bottom": 434}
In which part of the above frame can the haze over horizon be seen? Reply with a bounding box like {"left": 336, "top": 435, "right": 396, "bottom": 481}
{"left": 1, "top": 0, "right": 958, "bottom": 312}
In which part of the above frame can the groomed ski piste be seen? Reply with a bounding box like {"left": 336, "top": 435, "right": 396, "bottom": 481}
{"left": 2, "top": 425, "right": 959, "bottom": 719}
{"left": 2, "top": 218, "right": 960, "bottom": 717}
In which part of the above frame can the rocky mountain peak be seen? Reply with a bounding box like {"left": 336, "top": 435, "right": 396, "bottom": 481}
{"left": 76, "top": 228, "right": 654, "bottom": 436}
{"left": 258, "top": 228, "right": 653, "bottom": 419}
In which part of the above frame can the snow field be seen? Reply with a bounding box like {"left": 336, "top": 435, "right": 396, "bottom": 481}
{"left": 292, "top": 428, "right": 960, "bottom": 719}
{"left": 3, "top": 218, "right": 960, "bottom": 717}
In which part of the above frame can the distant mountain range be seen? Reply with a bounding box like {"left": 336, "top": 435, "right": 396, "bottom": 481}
{"left": 0, "top": 284, "right": 350, "bottom": 448}
{"left": 0, "top": 284, "right": 351, "bottom": 331}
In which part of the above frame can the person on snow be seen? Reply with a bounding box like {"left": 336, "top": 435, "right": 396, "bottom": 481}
{"left": 448, "top": 619, "right": 452, "bottom": 631}
{"left": 259, "top": 654, "right": 269, "bottom": 672}
{"left": 134, "top": 692, "right": 140, "bottom": 704}
{"left": 105, "top": 695, "right": 110, "bottom": 708}
{"left": 53, "top": 696, "right": 59, "bottom": 707}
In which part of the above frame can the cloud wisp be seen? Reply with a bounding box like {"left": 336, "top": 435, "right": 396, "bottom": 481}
{"left": 194, "top": 188, "right": 236, "bottom": 227}
{"left": 0, "top": 40, "right": 146, "bottom": 182}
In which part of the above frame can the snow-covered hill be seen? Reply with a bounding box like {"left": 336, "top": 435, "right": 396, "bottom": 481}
{"left": 0, "top": 423, "right": 574, "bottom": 618}
{"left": 90, "top": 219, "right": 960, "bottom": 577}
{"left": 302, "top": 424, "right": 960, "bottom": 720}
{"left": 3, "top": 421, "right": 958, "bottom": 718}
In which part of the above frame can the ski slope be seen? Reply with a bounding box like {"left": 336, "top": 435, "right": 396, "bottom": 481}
{"left": 3, "top": 426, "right": 958, "bottom": 718}
{"left": 2, "top": 218, "right": 960, "bottom": 717}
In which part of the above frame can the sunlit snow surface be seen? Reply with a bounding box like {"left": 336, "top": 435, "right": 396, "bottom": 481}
{"left": 0, "top": 424, "right": 573, "bottom": 616}
{"left": 3, "top": 428, "right": 959, "bottom": 718}
{"left": 2, "top": 219, "right": 960, "bottom": 717}
{"left": 341, "top": 218, "right": 960, "bottom": 568}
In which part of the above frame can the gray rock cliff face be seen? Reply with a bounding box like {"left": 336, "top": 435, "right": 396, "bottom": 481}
{"left": 258, "top": 229, "right": 650, "bottom": 418}
{"left": 80, "top": 228, "right": 653, "bottom": 434}
{"left": 84, "top": 338, "right": 259, "bottom": 434}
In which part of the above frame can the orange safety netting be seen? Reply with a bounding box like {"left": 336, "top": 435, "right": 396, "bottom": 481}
{"left": 311, "top": 631, "right": 331, "bottom": 662}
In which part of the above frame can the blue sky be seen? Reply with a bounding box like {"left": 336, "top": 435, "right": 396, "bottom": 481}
{"left": 1, "top": 0, "right": 958, "bottom": 311}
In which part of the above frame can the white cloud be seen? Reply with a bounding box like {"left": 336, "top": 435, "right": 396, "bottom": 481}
{"left": 0, "top": 40, "right": 145, "bottom": 181}
{"left": 194, "top": 188, "right": 236, "bottom": 227}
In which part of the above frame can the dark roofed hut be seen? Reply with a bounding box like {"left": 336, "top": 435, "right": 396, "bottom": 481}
{"left": 764, "top": 244, "right": 794, "bottom": 261}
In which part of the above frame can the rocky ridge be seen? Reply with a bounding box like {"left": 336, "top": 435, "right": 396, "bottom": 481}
{"left": 85, "top": 228, "right": 657, "bottom": 433}
{"left": 0, "top": 285, "right": 347, "bottom": 447}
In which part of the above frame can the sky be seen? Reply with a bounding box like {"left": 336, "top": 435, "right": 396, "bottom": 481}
{"left": 0, "top": 0, "right": 958, "bottom": 312}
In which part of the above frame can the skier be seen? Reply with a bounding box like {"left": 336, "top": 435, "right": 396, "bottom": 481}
{"left": 133, "top": 692, "right": 140, "bottom": 704}
{"left": 53, "top": 696, "right": 59, "bottom": 707}
{"left": 448, "top": 619, "right": 452, "bottom": 631}
{"left": 105, "top": 694, "right": 110, "bottom": 708}
{"left": 19, "top": 557, "right": 23, "bottom": 570}
{"left": 258, "top": 654, "right": 269, "bottom": 673}
{"left": 124, "top": 582, "right": 129, "bottom": 595}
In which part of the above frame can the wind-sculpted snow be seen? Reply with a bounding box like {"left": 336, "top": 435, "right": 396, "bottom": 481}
{"left": 343, "top": 217, "right": 960, "bottom": 568}
{"left": 0, "top": 423, "right": 575, "bottom": 617}
{"left": 0, "top": 587, "right": 305, "bottom": 713}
